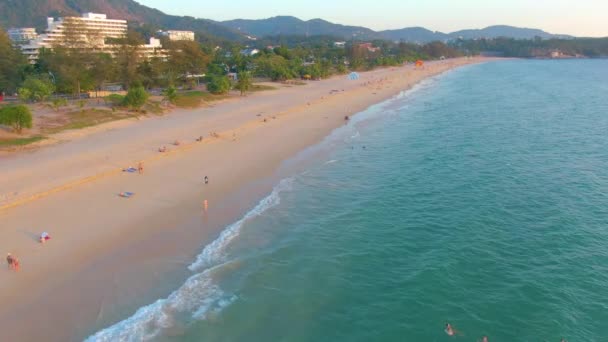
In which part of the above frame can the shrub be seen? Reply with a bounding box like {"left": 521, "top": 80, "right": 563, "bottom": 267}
{"left": 235, "top": 71, "right": 252, "bottom": 95}
{"left": 163, "top": 85, "right": 177, "bottom": 104}
{"left": 206, "top": 75, "right": 231, "bottom": 95}
{"left": 0, "top": 105, "right": 33, "bottom": 133}
{"left": 51, "top": 98, "right": 68, "bottom": 111}
{"left": 18, "top": 77, "right": 55, "bottom": 102}
{"left": 106, "top": 94, "right": 125, "bottom": 107}
{"left": 122, "top": 86, "right": 149, "bottom": 110}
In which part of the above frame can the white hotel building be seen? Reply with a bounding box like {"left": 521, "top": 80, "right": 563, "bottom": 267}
{"left": 20, "top": 13, "right": 128, "bottom": 62}
{"left": 17, "top": 13, "right": 192, "bottom": 62}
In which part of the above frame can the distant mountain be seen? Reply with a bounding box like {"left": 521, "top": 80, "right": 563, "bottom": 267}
{"left": 0, "top": 0, "right": 246, "bottom": 41}
{"left": 222, "top": 16, "right": 380, "bottom": 40}
{"left": 449, "top": 25, "right": 572, "bottom": 40}
{"left": 0, "top": 1, "right": 572, "bottom": 43}
{"left": 222, "top": 17, "right": 570, "bottom": 43}
{"left": 380, "top": 27, "right": 449, "bottom": 43}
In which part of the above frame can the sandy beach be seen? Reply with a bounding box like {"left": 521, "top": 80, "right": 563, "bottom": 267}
{"left": 0, "top": 57, "right": 488, "bottom": 341}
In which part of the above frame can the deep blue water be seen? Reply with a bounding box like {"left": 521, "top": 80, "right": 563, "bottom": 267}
{"left": 89, "top": 59, "right": 608, "bottom": 342}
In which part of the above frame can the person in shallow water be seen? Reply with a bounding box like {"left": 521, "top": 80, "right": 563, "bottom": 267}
{"left": 445, "top": 323, "right": 455, "bottom": 336}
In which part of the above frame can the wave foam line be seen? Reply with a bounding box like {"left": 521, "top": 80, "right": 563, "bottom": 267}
{"left": 188, "top": 177, "right": 294, "bottom": 272}
{"left": 85, "top": 264, "right": 234, "bottom": 342}
{"left": 86, "top": 177, "right": 294, "bottom": 341}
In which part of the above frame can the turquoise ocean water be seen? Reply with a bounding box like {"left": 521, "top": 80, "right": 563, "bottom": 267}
{"left": 88, "top": 59, "right": 608, "bottom": 342}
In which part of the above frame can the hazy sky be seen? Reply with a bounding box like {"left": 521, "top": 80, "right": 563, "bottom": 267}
{"left": 136, "top": 0, "right": 607, "bottom": 37}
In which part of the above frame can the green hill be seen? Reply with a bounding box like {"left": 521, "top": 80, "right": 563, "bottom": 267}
{"left": 222, "top": 16, "right": 380, "bottom": 40}
{"left": 0, "top": 0, "right": 246, "bottom": 41}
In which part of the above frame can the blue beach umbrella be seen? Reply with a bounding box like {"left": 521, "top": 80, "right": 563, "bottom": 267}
{"left": 347, "top": 72, "right": 360, "bottom": 80}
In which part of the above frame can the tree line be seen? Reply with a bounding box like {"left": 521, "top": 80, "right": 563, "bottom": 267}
{"left": 0, "top": 21, "right": 465, "bottom": 99}
{"left": 453, "top": 36, "right": 608, "bottom": 58}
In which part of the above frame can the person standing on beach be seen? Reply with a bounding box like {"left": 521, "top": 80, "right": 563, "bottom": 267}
{"left": 138, "top": 162, "right": 144, "bottom": 174}
{"left": 13, "top": 257, "right": 19, "bottom": 271}
{"left": 204, "top": 176, "right": 209, "bottom": 184}
{"left": 6, "top": 253, "right": 13, "bottom": 270}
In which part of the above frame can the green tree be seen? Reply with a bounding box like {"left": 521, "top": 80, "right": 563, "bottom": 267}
{"left": 18, "top": 76, "right": 55, "bottom": 102}
{"left": 90, "top": 53, "right": 116, "bottom": 92}
{"left": 254, "top": 55, "right": 296, "bottom": 81}
{"left": 45, "top": 18, "right": 103, "bottom": 95}
{"left": 0, "top": 105, "right": 33, "bottom": 133}
{"left": 235, "top": 71, "right": 252, "bottom": 95}
{"left": 0, "top": 27, "right": 27, "bottom": 94}
{"left": 166, "top": 40, "right": 211, "bottom": 84}
{"left": 162, "top": 85, "right": 177, "bottom": 104}
{"left": 114, "top": 30, "right": 146, "bottom": 89}
{"left": 122, "top": 86, "right": 149, "bottom": 110}
{"left": 206, "top": 75, "right": 231, "bottom": 94}
{"left": 137, "top": 60, "right": 157, "bottom": 89}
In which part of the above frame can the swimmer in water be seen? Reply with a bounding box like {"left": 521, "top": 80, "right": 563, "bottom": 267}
{"left": 478, "top": 336, "right": 488, "bottom": 342}
{"left": 445, "top": 323, "right": 454, "bottom": 336}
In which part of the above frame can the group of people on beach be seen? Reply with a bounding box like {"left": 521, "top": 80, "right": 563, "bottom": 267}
{"left": 6, "top": 232, "right": 52, "bottom": 272}
{"left": 158, "top": 133, "right": 223, "bottom": 153}
{"left": 445, "top": 323, "right": 567, "bottom": 341}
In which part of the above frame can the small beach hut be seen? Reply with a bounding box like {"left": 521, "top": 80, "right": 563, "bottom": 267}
{"left": 347, "top": 72, "right": 360, "bottom": 80}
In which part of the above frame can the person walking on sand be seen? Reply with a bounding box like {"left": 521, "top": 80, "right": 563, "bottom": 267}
{"left": 6, "top": 253, "right": 13, "bottom": 270}
{"left": 13, "top": 257, "right": 19, "bottom": 271}
{"left": 204, "top": 176, "right": 209, "bottom": 184}
{"left": 138, "top": 162, "right": 144, "bottom": 174}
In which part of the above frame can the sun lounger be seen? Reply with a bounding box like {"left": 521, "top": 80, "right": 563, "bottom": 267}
{"left": 123, "top": 167, "right": 137, "bottom": 173}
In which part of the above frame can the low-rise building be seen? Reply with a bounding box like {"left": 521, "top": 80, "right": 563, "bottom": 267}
{"left": 357, "top": 42, "right": 380, "bottom": 53}
{"left": 138, "top": 38, "right": 167, "bottom": 59}
{"left": 158, "top": 30, "right": 195, "bottom": 41}
{"left": 240, "top": 48, "right": 260, "bottom": 56}
{"left": 7, "top": 28, "right": 38, "bottom": 44}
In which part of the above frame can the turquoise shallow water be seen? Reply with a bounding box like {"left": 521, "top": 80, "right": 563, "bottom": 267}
{"left": 89, "top": 59, "right": 608, "bottom": 342}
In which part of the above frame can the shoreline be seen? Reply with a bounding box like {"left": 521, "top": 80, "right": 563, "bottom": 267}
{"left": 0, "top": 57, "right": 491, "bottom": 341}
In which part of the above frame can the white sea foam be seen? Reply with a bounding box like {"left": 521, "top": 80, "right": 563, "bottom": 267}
{"left": 85, "top": 178, "right": 294, "bottom": 342}
{"left": 85, "top": 264, "right": 231, "bottom": 342}
{"left": 188, "top": 177, "right": 294, "bottom": 272}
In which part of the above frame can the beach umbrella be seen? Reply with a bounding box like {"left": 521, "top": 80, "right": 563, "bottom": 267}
{"left": 347, "top": 72, "right": 360, "bottom": 80}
